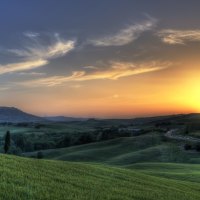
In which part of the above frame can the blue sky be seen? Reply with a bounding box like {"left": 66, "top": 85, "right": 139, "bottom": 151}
{"left": 0, "top": 0, "right": 200, "bottom": 117}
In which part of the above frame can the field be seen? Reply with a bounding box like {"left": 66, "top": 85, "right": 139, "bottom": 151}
{"left": 0, "top": 114, "right": 200, "bottom": 199}
{"left": 1, "top": 154, "right": 200, "bottom": 200}
{"left": 25, "top": 132, "right": 200, "bottom": 164}
{"left": 128, "top": 162, "right": 200, "bottom": 183}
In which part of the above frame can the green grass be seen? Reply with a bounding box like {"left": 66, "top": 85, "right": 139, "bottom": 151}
{"left": 25, "top": 133, "right": 200, "bottom": 165}
{"left": 127, "top": 162, "right": 200, "bottom": 183}
{"left": 1, "top": 154, "right": 200, "bottom": 200}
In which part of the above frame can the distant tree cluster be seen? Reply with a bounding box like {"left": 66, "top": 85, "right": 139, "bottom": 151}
{"left": 4, "top": 126, "right": 147, "bottom": 154}
{"left": 185, "top": 122, "right": 200, "bottom": 133}
{"left": 184, "top": 143, "right": 200, "bottom": 152}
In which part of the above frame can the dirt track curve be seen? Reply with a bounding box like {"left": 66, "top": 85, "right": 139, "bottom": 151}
{"left": 165, "top": 129, "right": 200, "bottom": 143}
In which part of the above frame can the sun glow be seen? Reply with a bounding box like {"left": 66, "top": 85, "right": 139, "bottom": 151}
{"left": 185, "top": 81, "right": 200, "bottom": 112}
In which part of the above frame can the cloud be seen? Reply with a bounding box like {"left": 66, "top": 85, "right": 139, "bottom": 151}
{"left": 69, "top": 84, "right": 83, "bottom": 89}
{"left": 21, "top": 61, "right": 171, "bottom": 87}
{"left": 17, "top": 72, "right": 46, "bottom": 76}
{"left": 0, "top": 34, "right": 75, "bottom": 75}
{"left": 0, "top": 87, "right": 9, "bottom": 91}
{"left": 24, "top": 31, "right": 40, "bottom": 38}
{"left": 9, "top": 39, "right": 75, "bottom": 60}
{"left": 0, "top": 59, "right": 48, "bottom": 75}
{"left": 83, "top": 66, "right": 98, "bottom": 70}
{"left": 88, "top": 17, "right": 157, "bottom": 46}
{"left": 157, "top": 29, "right": 200, "bottom": 44}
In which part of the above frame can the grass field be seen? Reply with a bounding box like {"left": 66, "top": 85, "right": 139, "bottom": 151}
{"left": 127, "top": 162, "right": 200, "bottom": 183}
{"left": 25, "top": 133, "right": 200, "bottom": 164}
{"left": 1, "top": 154, "right": 200, "bottom": 200}
{"left": 1, "top": 117, "right": 200, "bottom": 199}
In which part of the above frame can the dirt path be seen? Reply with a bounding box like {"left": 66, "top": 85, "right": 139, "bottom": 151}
{"left": 165, "top": 129, "right": 200, "bottom": 143}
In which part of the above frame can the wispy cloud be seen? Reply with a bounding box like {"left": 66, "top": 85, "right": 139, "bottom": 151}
{"left": 17, "top": 72, "right": 46, "bottom": 76}
{"left": 83, "top": 66, "right": 98, "bottom": 70}
{"left": 21, "top": 61, "right": 170, "bottom": 87}
{"left": 23, "top": 31, "right": 40, "bottom": 38}
{"left": 0, "top": 34, "right": 75, "bottom": 75}
{"left": 0, "top": 87, "right": 10, "bottom": 91}
{"left": 69, "top": 84, "right": 83, "bottom": 89}
{"left": 9, "top": 37, "right": 75, "bottom": 60}
{"left": 88, "top": 17, "right": 157, "bottom": 46}
{"left": 157, "top": 29, "right": 200, "bottom": 44}
{"left": 0, "top": 59, "right": 48, "bottom": 75}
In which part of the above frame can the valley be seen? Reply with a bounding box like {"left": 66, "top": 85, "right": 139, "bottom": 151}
{"left": 0, "top": 107, "right": 200, "bottom": 199}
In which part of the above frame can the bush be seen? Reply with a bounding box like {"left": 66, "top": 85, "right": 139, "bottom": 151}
{"left": 37, "top": 151, "right": 44, "bottom": 159}
{"left": 195, "top": 143, "right": 200, "bottom": 152}
{"left": 184, "top": 143, "right": 192, "bottom": 150}
{"left": 75, "top": 132, "right": 95, "bottom": 145}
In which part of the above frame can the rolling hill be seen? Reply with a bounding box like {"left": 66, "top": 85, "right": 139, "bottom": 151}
{"left": 1, "top": 154, "right": 200, "bottom": 200}
{"left": 25, "top": 133, "right": 200, "bottom": 165}
{"left": 0, "top": 107, "right": 44, "bottom": 123}
{"left": 44, "top": 116, "right": 88, "bottom": 122}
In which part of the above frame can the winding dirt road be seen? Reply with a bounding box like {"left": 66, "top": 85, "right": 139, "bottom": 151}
{"left": 165, "top": 129, "right": 200, "bottom": 143}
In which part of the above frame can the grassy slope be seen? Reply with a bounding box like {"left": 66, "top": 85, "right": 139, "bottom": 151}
{"left": 1, "top": 154, "right": 200, "bottom": 200}
{"left": 127, "top": 162, "right": 200, "bottom": 183}
{"left": 25, "top": 133, "right": 200, "bottom": 165}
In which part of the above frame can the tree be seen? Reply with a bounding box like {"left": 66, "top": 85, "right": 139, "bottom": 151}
{"left": 184, "top": 143, "right": 192, "bottom": 150}
{"left": 56, "top": 136, "right": 71, "bottom": 148}
{"left": 37, "top": 151, "right": 43, "bottom": 159}
{"left": 14, "top": 134, "right": 25, "bottom": 151}
{"left": 4, "top": 131, "right": 11, "bottom": 153}
{"left": 76, "top": 133, "right": 94, "bottom": 145}
{"left": 195, "top": 143, "right": 200, "bottom": 152}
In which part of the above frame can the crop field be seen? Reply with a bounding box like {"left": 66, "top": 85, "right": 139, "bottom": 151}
{"left": 1, "top": 154, "right": 200, "bottom": 200}
{"left": 25, "top": 133, "right": 200, "bottom": 164}
{"left": 1, "top": 115, "right": 200, "bottom": 200}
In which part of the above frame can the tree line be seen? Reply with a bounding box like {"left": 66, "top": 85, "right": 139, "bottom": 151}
{"left": 2, "top": 127, "right": 147, "bottom": 154}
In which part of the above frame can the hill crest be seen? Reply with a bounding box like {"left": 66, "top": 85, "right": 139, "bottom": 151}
{"left": 0, "top": 106, "right": 44, "bottom": 123}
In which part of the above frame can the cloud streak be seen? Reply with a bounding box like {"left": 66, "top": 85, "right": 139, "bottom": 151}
{"left": 9, "top": 39, "right": 75, "bottom": 60}
{"left": 157, "top": 29, "right": 200, "bottom": 44}
{"left": 22, "top": 61, "right": 171, "bottom": 87}
{"left": 0, "top": 34, "right": 75, "bottom": 75}
{"left": 0, "top": 59, "right": 48, "bottom": 75}
{"left": 23, "top": 31, "right": 40, "bottom": 38}
{"left": 88, "top": 17, "right": 157, "bottom": 46}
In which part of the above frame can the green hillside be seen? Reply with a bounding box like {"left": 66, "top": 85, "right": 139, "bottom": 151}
{"left": 1, "top": 154, "right": 200, "bottom": 200}
{"left": 25, "top": 133, "right": 200, "bottom": 165}
{"left": 128, "top": 162, "right": 200, "bottom": 183}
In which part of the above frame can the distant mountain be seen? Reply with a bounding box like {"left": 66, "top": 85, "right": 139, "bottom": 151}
{"left": 0, "top": 107, "right": 44, "bottom": 123}
{"left": 44, "top": 116, "right": 88, "bottom": 122}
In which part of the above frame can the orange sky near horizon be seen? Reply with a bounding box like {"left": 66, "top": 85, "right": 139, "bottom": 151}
{"left": 1, "top": 1, "right": 200, "bottom": 118}
{"left": 3, "top": 61, "right": 199, "bottom": 118}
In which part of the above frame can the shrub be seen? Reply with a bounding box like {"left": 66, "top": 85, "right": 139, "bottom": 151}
{"left": 195, "top": 143, "right": 200, "bottom": 152}
{"left": 184, "top": 143, "right": 192, "bottom": 150}
{"left": 37, "top": 151, "right": 44, "bottom": 159}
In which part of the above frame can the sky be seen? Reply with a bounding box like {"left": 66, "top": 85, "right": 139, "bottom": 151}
{"left": 0, "top": 0, "right": 200, "bottom": 118}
